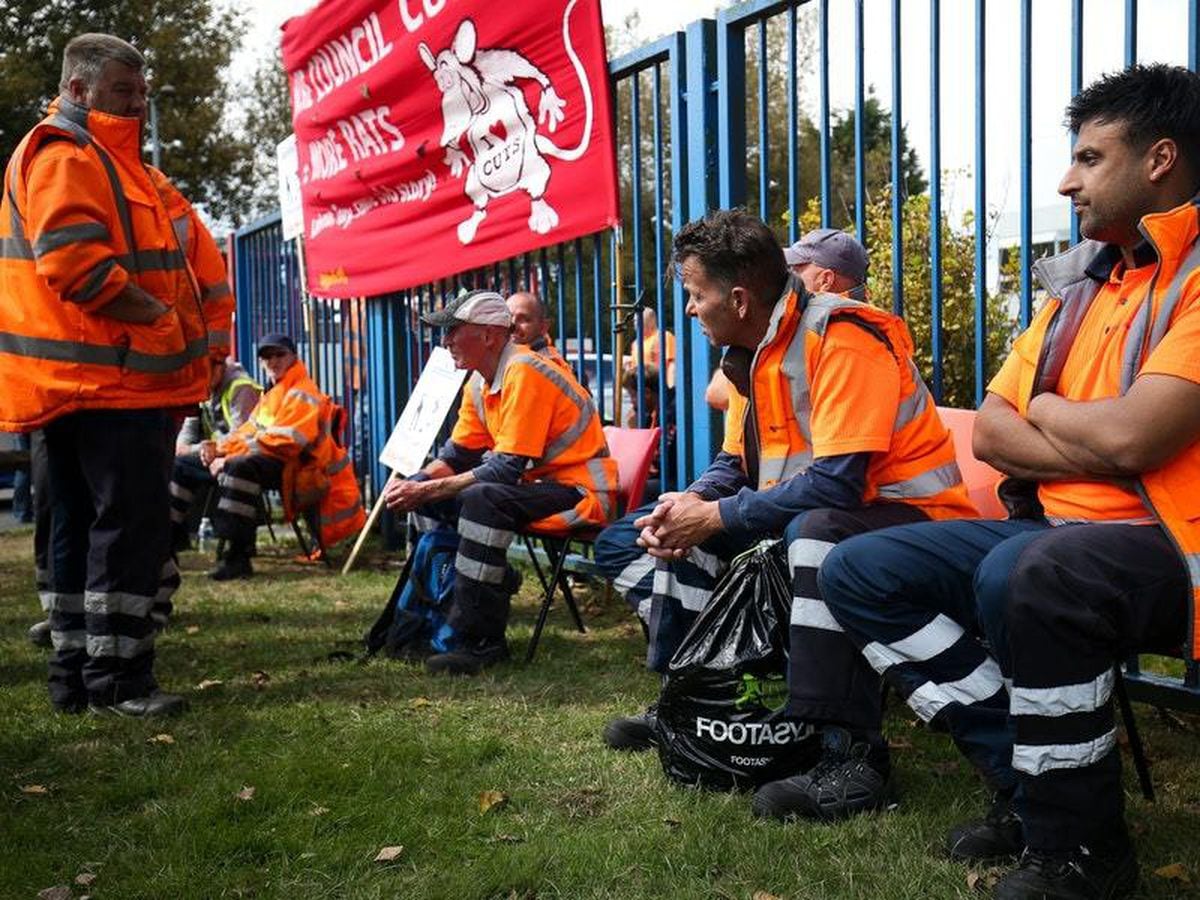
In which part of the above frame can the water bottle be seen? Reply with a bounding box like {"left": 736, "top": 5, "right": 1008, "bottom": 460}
{"left": 197, "top": 517, "right": 214, "bottom": 552}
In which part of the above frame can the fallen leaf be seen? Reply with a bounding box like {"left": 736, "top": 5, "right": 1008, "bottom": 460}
{"left": 185, "top": 625, "right": 201, "bottom": 635}
{"left": 1154, "top": 862, "right": 1192, "bottom": 884}
{"left": 250, "top": 671, "right": 271, "bottom": 690}
{"left": 752, "top": 892, "right": 782, "bottom": 900}
{"left": 76, "top": 872, "right": 98, "bottom": 886}
{"left": 486, "top": 833, "right": 525, "bottom": 844}
{"left": 37, "top": 888, "right": 71, "bottom": 900}
{"left": 147, "top": 733, "right": 175, "bottom": 745}
{"left": 20, "top": 784, "right": 48, "bottom": 795}
{"left": 478, "top": 790, "right": 509, "bottom": 814}
{"left": 888, "top": 737, "right": 913, "bottom": 750}
{"left": 299, "top": 851, "right": 316, "bottom": 859}
{"left": 374, "top": 845, "right": 404, "bottom": 863}
{"left": 195, "top": 679, "right": 224, "bottom": 691}
{"left": 333, "top": 599, "right": 349, "bottom": 611}
{"left": 309, "top": 806, "right": 330, "bottom": 817}
{"left": 409, "top": 697, "right": 432, "bottom": 709}
{"left": 235, "top": 785, "right": 256, "bottom": 801}
{"left": 966, "top": 872, "right": 980, "bottom": 890}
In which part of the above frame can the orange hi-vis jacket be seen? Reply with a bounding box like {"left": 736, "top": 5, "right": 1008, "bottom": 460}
{"left": 1010, "top": 196, "right": 1200, "bottom": 660}
{"left": 0, "top": 98, "right": 233, "bottom": 431}
{"left": 724, "top": 280, "right": 976, "bottom": 521}
{"left": 452, "top": 342, "right": 619, "bottom": 533}
{"left": 218, "top": 360, "right": 366, "bottom": 547}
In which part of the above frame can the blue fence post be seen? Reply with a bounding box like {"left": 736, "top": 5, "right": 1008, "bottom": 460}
{"left": 668, "top": 29, "right": 690, "bottom": 491}
{"left": 716, "top": 13, "right": 746, "bottom": 210}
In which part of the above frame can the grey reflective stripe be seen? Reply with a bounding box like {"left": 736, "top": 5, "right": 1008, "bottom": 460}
{"left": 790, "top": 596, "right": 843, "bottom": 632}
{"left": 326, "top": 454, "right": 351, "bottom": 476}
{"left": 266, "top": 425, "right": 309, "bottom": 447}
{"left": 169, "top": 482, "right": 193, "bottom": 501}
{"left": 66, "top": 257, "right": 115, "bottom": 303}
{"left": 614, "top": 554, "right": 655, "bottom": 594}
{"left": 42, "top": 591, "right": 85, "bottom": 614}
{"left": 907, "top": 658, "right": 1006, "bottom": 722}
{"left": 652, "top": 566, "right": 712, "bottom": 611}
{"left": 0, "top": 330, "right": 207, "bottom": 374}
{"left": 1120, "top": 237, "right": 1200, "bottom": 392}
{"left": 285, "top": 388, "right": 320, "bottom": 407}
{"left": 895, "top": 364, "right": 932, "bottom": 430}
{"left": 469, "top": 376, "right": 485, "bottom": 423}
{"left": 172, "top": 213, "right": 190, "bottom": 248}
{"left": 1188, "top": 553, "right": 1200, "bottom": 585}
{"left": 876, "top": 459, "right": 964, "bottom": 500}
{"left": 863, "top": 613, "right": 965, "bottom": 674}
{"left": 33, "top": 221, "right": 110, "bottom": 257}
{"left": 409, "top": 512, "right": 442, "bottom": 533}
{"left": 322, "top": 502, "right": 363, "bottom": 526}
{"left": 116, "top": 247, "right": 186, "bottom": 273}
{"left": 759, "top": 449, "right": 814, "bottom": 486}
{"left": 84, "top": 589, "right": 154, "bottom": 618}
{"left": 47, "top": 114, "right": 140, "bottom": 274}
{"left": 458, "top": 517, "right": 515, "bottom": 549}
{"left": 218, "top": 497, "right": 258, "bottom": 518}
{"left": 87, "top": 633, "right": 156, "bottom": 659}
{"left": 219, "top": 473, "right": 261, "bottom": 494}
{"left": 202, "top": 280, "right": 231, "bottom": 301}
{"left": 455, "top": 553, "right": 507, "bottom": 584}
{"left": 208, "top": 329, "right": 231, "bottom": 349}
{"left": 1009, "top": 669, "right": 1113, "bottom": 717}
{"left": 51, "top": 627, "right": 87, "bottom": 650}
{"left": 514, "top": 353, "right": 596, "bottom": 464}
{"left": 0, "top": 235, "right": 33, "bottom": 259}
{"left": 787, "top": 538, "right": 836, "bottom": 571}
{"left": 1012, "top": 729, "right": 1117, "bottom": 776}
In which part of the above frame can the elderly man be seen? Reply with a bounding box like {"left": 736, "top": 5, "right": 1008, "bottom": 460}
{"left": 0, "top": 34, "right": 234, "bottom": 716}
{"left": 169, "top": 358, "right": 262, "bottom": 552}
{"left": 817, "top": 65, "right": 1200, "bottom": 899}
{"left": 206, "top": 334, "right": 364, "bottom": 580}
{"left": 594, "top": 213, "right": 976, "bottom": 822}
{"left": 385, "top": 290, "right": 617, "bottom": 675}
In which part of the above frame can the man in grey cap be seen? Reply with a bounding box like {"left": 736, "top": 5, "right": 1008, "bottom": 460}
{"left": 384, "top": 290, "right": 617, "bottom": 675}
{"left": 784, "top": 228, "right": 869, "bottom": 300}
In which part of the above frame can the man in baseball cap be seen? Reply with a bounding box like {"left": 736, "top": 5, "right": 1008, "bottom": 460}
{"left": 784, "top": 228, "right": 869, "bottom": 299}
{"left": 385, "top": 290, "right": 618, "bottom": 675}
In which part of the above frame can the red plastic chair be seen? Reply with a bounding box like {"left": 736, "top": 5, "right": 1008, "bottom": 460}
{"left": 521, "top": 425, "right": 662, "bottom": 662}
{"left": 936, "top": 406, "right": 1006, "bottom": 519}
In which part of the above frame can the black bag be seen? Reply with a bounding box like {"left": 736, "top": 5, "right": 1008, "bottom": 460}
{"left": 655, "top": 540, "right": 818, "bottom": 791}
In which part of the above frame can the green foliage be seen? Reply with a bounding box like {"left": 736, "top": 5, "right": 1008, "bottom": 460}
{"left": 0, "top": 0, "right": 251, "bottom": 223}
{"left": 241, "top": 46, "right": 294, "bottom": 221}
{"left": 799, "top": 187, "right": 1016, "bottom": 409}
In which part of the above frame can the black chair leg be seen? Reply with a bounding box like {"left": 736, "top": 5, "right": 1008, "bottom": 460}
{"left": 524, "top": 538, "right": 572, "bottom": 663}
{"left": 1115, "top": 664, "right": 1155, "bottom": 802}
{"left": 544, "top": 539, "right": 585, "bottom": 634}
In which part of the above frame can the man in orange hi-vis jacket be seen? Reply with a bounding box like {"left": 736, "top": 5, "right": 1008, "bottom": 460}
{"left": 0, "top": 34, "right": 233, "bottom": 718}
{"left": 384, "top": 290, "right": 618, "bottom": 676}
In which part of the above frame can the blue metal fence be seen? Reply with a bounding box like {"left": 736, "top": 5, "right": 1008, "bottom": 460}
{"left": 230, "top": 0, "right": 1200, "bottom": 508}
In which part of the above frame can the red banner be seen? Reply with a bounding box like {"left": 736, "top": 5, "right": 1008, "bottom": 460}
{"left": 280, "top": 0, "right": 619, "bottom": 298}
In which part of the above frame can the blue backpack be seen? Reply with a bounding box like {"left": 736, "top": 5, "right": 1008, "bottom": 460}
{"left": 365, "top": 527, "right": 461, "bottom": 657}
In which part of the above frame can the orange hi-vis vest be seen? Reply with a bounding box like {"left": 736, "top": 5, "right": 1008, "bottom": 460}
{"left": 218, "top": 360, "right": 366, "bottom": 547}
{"left": 0, "top": 98, "right": 231, "bottom": 431}
{"left": 724, "top": 281, "right": 976, "bottom": 521}
{"left": 452, "top": 342, "right": 619, "bottom": 533}
{"left": 1011, "top": 196, "right": 1200, "bottom": 660}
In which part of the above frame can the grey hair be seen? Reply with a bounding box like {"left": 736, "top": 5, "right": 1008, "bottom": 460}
{"left": 60, "top": 34, "right": 145, "bottom": 93}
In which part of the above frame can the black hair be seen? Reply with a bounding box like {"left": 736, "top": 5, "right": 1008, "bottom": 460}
{"left": 671, "top": 209, "right": 788, "bottom": 307}
{"left": 1067, "top": 63, "right": 1200, "bottom": 179}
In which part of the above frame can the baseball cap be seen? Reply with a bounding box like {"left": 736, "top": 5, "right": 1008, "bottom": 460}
{"left": 420, "top": 290, "right": 512, "bottom": 329}
{"left": 783, "top": 229, "right": 868, "bottom": 284}
{"left": 257, "top": 333, "right": 297, "bottom": 357}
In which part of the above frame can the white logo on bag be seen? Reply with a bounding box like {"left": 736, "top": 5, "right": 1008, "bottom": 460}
{"left": 695, "top": 717, "right": 813, "bottom": 746}
{"left": 418, "top": 0, "right": 595, "bottom": 245}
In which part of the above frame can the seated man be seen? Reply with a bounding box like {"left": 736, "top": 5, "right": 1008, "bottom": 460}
{"left": 206, "top": 334, "right": 364, "bottom": 580}
{"left": 595, "top": 212, "right": 976, "bottom": 820}
{"left": 384, "top": 289, "right": 618, "bottom": 675}
{"left": 506, "top": 290, "right": 569, "bottom": 369}
{"left": 169, "top": 357, "right": 262, "bottom": 551}
{"left": 816, "top": 64, "right": 1200, "bottom": 900}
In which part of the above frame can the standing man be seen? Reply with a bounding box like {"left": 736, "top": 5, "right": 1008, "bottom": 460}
{"left": 385, "top": 290, "right": 617, "bottom": 675}
{"left": 0, "top": 34, "right": 234, "bottom": 716}
{"left": 169, "top": 357, "right": 262, "bottom": 552}
{"left": 817, "top": 64, "right": 1200, "bottom": 899}
{"left": 595, "top": 213, "right": 975, "bottom": 823}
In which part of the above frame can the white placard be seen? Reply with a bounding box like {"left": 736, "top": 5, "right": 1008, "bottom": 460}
{"left": 378, "top": 347, "right": 468, "bottom": 476}
{"left": 276, "top": 134, "right": 304, "bottom": 242}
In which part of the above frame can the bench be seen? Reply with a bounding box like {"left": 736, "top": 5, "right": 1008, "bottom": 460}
{"left": 938, "top": 405, "right": 1200, "bottom": 799}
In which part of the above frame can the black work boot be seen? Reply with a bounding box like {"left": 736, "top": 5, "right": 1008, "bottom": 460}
{"left": 209, "top": 545, "right": 253, "bottom": 581}
{"left": 602, "top": 703, "right": 658, "bottom": 751}
{"left": 946, "top": 790, "right": 1025, "bottom": 862}
{"left": 88, "top": 690, "right": 188, "bottom": 718}
{"left": 752, "top": 726, "right": 889, "bottom": 821}
{"left": 27, "top": 619, "right": 52, "bottom": 648}
{"left": 993, "top": 842, "right": 1138, "bottom": 900}
{"left": 425, "top": 635, "right": 510, "bottom": 676}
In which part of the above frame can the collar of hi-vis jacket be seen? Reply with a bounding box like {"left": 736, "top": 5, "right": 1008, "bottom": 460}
{"left": 1029, "top": 194, "right": 1200, "bottom": 401}
{"left": 44, "top": 97, "right": 144, "bottom": 166}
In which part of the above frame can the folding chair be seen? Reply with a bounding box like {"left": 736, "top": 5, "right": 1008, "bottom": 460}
{"left": 521, "top": 425, "right": 661, "bottom": 662}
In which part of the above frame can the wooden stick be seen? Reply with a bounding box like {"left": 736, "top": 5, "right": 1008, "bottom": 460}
{"left": 341, "top": 472, "right": 395, "bottom": 575}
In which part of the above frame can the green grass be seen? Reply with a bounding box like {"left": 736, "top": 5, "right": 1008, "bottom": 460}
{"left": 2, "top": 526, "right": 1198, "bottom": 899}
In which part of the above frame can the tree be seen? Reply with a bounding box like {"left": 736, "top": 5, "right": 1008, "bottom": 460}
{"left": 799, "top": 187, "right": 1016, "bottom": 409}
{"left": 0, "top": 0, "right": 252, "bottom": 223}
{"left": 238, "top": 47, "right": 293, "bottom": 221}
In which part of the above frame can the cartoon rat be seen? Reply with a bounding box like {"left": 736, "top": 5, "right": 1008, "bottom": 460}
{"left": 419, "top": 0, "right": 594, "bottom": 244}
